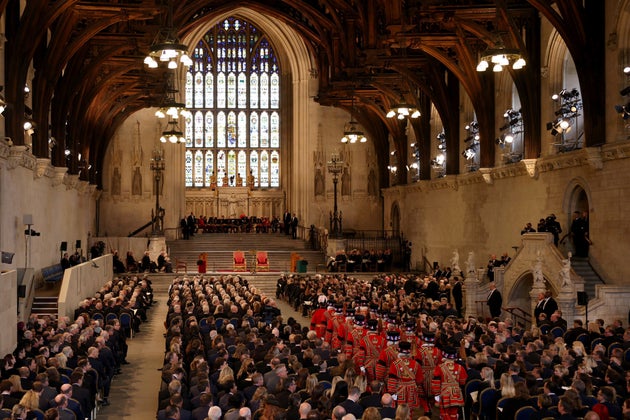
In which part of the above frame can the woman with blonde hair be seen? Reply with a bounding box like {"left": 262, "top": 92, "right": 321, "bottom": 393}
{"left": 217, "top": 364, "right": 235, "bottom": 392}
{"left": 499, "top": 372, "right": 515, "bottom": 398}
{"left": 361, "top": 406, "right": 381, "bottom": 420}
{"left": 18, "top": 389, "right": 40, "bottom": 411}
{"left": 394, "top": 402, "right": 411, "bottom": 420}
{"left": 353, "top": 374, "right": 368, "bottom": 396}
{"left": 8, "top": 375, "right": 25, "bottom": 399}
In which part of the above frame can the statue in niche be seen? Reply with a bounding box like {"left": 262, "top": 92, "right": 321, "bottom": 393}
{"left": 341, "top": 167, "right": 351, "bottom": 196}
{"left": 450, "top": 249, "right": 461, "bottom": 274}
{"left": 466, "top": 251, "right": 475, "bottom": 276}
{"left": 314, "top": 167, "right": 325, "bottom": 196}
{"left": 132, "top": 167, "right": 142, "bottom": 196}
{"left": 210, "top": 172, "right": 217, "bottom": 190}
{"left": 559, "top": 252, "right": 572, "bottom": 288}
{"left": 111, "top": 167, "right": 121, "bottom": 196}
{"left": 533, "top": 251, "right": 544, "bottom": 285}
{"left": 247, "top": 170, "right": 255, "bottom": 191}
{"left": 367, "top": 169, "right": 378, "bottom": 196}
{"left": 131, "top": 120, "right": 143, "bottom": 196}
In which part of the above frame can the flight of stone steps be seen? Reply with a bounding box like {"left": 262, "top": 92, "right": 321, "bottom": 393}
{"left": 167, "top": 232, "right": 327, "bottom": 273}
{"left": 31, "top": 296, "right": 59, "bottom": 317}
{"left": 571, "top": 257, "right": 604, "bottom": 302}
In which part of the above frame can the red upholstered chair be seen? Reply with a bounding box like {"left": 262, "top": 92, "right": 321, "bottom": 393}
{"left": 233, "top": 251, "right": 247, "bottom": 271}
{"left": 256, "top": 251, "right": 269, "bottom": 271}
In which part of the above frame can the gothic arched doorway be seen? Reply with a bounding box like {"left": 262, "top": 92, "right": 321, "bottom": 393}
{"left": 562, "top": 179, "right": 591, "bottom": 256}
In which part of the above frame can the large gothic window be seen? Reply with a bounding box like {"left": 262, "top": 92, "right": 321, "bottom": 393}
{"left": 185, "top": 17, "right": 281, "bottom": 188}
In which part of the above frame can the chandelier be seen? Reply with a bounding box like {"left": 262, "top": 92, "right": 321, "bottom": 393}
{"left": 155, "top": 72, "right": 191, "bottom": 119}
{"left": 160, "top": 118, "right": 186, "bottom": 144}
{"left": 341, "top": 96, "right": 367, "bottom": 143}
{"left": 386, "top": 96, "right": 421, "bottom": 120}
{"left": 144, "top": 0, "right": 192, "bottom": 69}
{"left": 477, "top": 47, "right": 526, "bottom": 72}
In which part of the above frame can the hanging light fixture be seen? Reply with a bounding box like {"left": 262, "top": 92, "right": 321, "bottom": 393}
{"left": 155, "top": 72, "right": 191, "bottom": 119}
{"left": 386, "top": 3, "right": 421, "bottom": 120}
{"left": 476, "top": 7, "right": 526, "bottom": 72}
{"left": 144, "top": 0, "right": 192, "bottom": 69}
{"left": 386, "top": 95, "right": 421, "bottom": 120}
{"left": 160, "top": 118, "right": 186, "bottom": 144}
{"left": 476, "top": 45, "right": 526, "bottom": 72}
{"left": 341, "top": 96, "right": 367, "bottom": 144}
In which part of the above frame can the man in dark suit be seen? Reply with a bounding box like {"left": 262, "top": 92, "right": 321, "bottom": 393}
{"left": 291, "top": 213, "right": 298, "bottom": 239}
{"left": 378, "top": 393, "right": 397, "bottom": 419}
{"left": 541, "top": 290, "right": 558, "bottom": 320}
{"left": 452, "top": 277, "right": 463, "bottom": 317}
{"left": 60, "top": 383, "right": 84, "bottom": 420}
{"left": 283, "top": 210, "right": 291, "bottom": 235}
{"left": 70, "top": 370, "right": 93, "bottom": 419}
{"left": 339, "top": 386, "right": 364, "bottom": 418}
{"left": 359, "top": 381, "right": 383, "bottom": 409}
{"left": 486, "top": 281, "right": 502, "bottom": 319}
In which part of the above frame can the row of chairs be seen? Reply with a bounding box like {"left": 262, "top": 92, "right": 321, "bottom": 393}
{"left": 90, "top": 311, "right": 134, "bottom": 339}
{"left": 539, "top": 327, "right": 628, "bottom": 358}
{"left": 233, "top": 250, "right": 269, "bottom": 272}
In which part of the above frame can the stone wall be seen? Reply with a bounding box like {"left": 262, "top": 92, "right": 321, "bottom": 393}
{"left": 0, "top": 143, "right": 96, "bottom": 271}
{"left": 383, "top": 145, "right": 630, "bottom": 288}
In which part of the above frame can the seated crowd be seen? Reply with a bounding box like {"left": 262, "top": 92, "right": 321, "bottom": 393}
{"left": 326, "top": 249, "right": 394, "bottom": 273}
{"left": 191, "top": 216, "right": 283, "bottom": 235}
{"left": 1, "top": 275, "right": 155, "bottom": 420}
{"left": 113, "top": 250, "right": 173, "bottom": 274}
{"left": 162, "top": 272, "right": 630, "bottom": 420}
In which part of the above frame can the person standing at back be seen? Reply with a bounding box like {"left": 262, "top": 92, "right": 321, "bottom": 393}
{"left": 487, "top": 281, "right": 502, "bottom": 319}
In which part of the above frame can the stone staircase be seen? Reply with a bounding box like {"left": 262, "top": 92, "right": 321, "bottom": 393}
{"left": 31, "top": 296, "right": 59, "bottom": 317}
{"left": 571, "top": 257, "right": 604, "bottom": 301}
{"left": 167, "top": 232, "right": 327, "bottom": 273}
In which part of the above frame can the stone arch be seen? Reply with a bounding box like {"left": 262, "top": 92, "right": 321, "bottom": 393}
{"left": 180, "top": 8, "right": 316, "bottom": 222}
{"left": 391, "top": 201, "right": 401, "bottom": 236}
{"left": 562, "top": 177, "right": 592, "bottom": 214}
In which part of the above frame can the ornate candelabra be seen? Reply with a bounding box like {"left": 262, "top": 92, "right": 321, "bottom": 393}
{"left": 327, "top": 153, "right": 344, "bottom": 238}
{"left": 150, "top": 148, "right": 166, "bottom": 235}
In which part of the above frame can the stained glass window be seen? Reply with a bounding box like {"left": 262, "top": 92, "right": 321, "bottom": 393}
{"left": 185, "top": 17, "right": 281, "bottom": 188}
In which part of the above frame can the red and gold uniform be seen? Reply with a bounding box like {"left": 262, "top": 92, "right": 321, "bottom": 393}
{"left": 401, "top": 321, "right": 423, "bottom": 359}
{"left": 431, "top": 349, "right": 467, "bottom": 420}
{"left": 416, "top": 332, "right": 442, "bottom": 413}
{"left": 310, "top": 299, "right": 329, "bottom": 338}
{"left": 325, "top": 305, "right": 346, "bottom": 347}
{"left": 356, "top": 319, "right": 385, "bottom": 382}
{"left": 376, "top": 331, "right": 400, "bottom": 382}
{"left": 345, "top": 314, "right": 366, "bottom": 358}
{"left": 387, "top": 342, "right": 424, "bottom": 409}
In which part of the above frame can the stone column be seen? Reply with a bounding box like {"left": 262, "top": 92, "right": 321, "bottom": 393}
{"left": 557, "top": 288, "right": 577, "bottom": 324}
{"left": 464, "top": 272, "right": 480, "bottom": 319}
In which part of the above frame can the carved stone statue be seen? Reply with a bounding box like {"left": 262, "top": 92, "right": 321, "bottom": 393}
{"left": 533, "top": 252, "right": 544, "bottom": 285}
{"left": 368, "top": 169, "right": 378, "bottom": 196}
{"left": 247, "top": 170, "right": 255, "bottom": 190}
{"left": 314, "top": 167, "right": 325, "bottom": 196}
{"left": 466, "top": 251, "right": 475, "bottom": 276}
{"left": 236, "top": 172, "right": 243, "bottom": 187}
{"left": 560, "top": 252, "right": 572, "bottom": 288}
{"left": 450, "top": 249, "right": 461, "bottom": 274}
{"left": 341, "top": 167, "right": 351, "bottom": 196}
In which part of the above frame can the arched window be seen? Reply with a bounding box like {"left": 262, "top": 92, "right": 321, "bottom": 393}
{"left": 184, "top": 17, "right": 281, "bottom": 188}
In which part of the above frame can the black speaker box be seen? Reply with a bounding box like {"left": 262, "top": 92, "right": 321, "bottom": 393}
{"left": 75, "top": 240, "right": 81, "bottom": 249}
{"left": 60, "top": 241, "right": 67, "bottom": 251}
{"left": 17, "top": 285, "right": 26, "bottom": 298}
{"left": 577, "top": 291, "right": 588, "bottom": 306}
